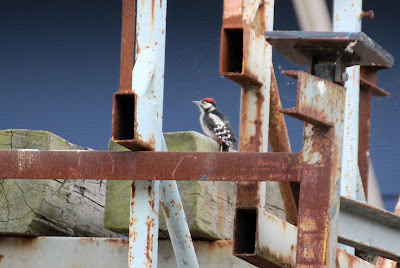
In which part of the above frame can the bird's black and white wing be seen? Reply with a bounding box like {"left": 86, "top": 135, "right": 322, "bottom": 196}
{"left": 203, "top": 110, "right": 238, "bottom": 151}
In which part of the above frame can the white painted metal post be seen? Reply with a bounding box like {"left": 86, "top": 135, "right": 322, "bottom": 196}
{"left": 333, "top": 0, "right": 365, "bottom": 200}
{"left": 128, "top": 0, "right": 167, "bottom": 266}
{"left": 128, "top": 1, "right": 198, "bottom": 267}
{"left": 160, "top": 181, "right": 199, "bottom": 268}
{"left": 333, "top": 0, "right": 364, "bottom": 254}
{"left": 159, "top": 139, "right": 199, "bottom": 268}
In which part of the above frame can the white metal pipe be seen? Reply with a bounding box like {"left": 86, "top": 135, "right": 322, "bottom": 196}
{"left": 333, "top": 0, "right": 363, "bottom": 255}
{"left": 291, "top": 0, "right": 332, "bottom": 31}
{"left": 159, "top": 138, "right": 199, "bottom": 268}
{"left": 160, "top": 180, "right": 199, "bottom": 268}
{"left": 333, "top": 0, "right": 363, "bottom": 199}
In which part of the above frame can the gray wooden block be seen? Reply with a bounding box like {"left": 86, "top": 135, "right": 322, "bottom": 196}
{"left": 105, "top": 131, "right": 237, "bottom": 240}
{"left": 0, "top": 129, "right": 117, "bottom": 237}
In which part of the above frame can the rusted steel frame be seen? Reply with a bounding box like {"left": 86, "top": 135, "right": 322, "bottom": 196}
{"left": 269, "top": 67, "right": 299, "bottom": 225}
{"left": 358, "top": 67, "right": 375, "bottom": 199}
{"left": 358, "top": 67, "right": 390, "bottom": 199}
{"left": 0, "top": 150, "right": 301, "bottom": 182}
{"left": 281, "top": 71, "right": 346, "bottom": 267}
{"left": 118, "top": 0, "right": 135, "bottom": 91}
{"left": 220, "top": 0, "right": 277, "bottom": 267}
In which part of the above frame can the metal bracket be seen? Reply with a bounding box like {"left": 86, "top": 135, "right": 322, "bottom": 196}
{"left": 265, "top": 31, "right": 394, "bottom": 84}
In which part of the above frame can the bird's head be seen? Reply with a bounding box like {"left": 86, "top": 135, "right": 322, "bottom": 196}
{"left": 192, "top": 98, "right": 217, "bottom": 112}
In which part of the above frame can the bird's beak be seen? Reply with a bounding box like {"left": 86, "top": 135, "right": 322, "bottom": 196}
{"left": 192, "top": 100, "right": 201, "bottom": 107}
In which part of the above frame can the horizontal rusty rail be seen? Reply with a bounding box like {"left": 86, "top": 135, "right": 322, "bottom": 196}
{"left": 0, "top": 150, "right": 301, "bottom": 182}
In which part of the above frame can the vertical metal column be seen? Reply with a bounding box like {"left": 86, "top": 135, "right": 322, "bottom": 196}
{"left": 333, "top": 0, "right": 364, "bottom": 255}
{"left": 128, "top": 0, "right": 167, "bottom": 266}
{"left": 219, "top": 0, "right": 278, "bottom": 266}
{"left": 281, "top": 71, "right": 347, "bottom": 267}
{"left": 333, "top": 0, "right": 364, "bottom": 201}
{"left": 235, "top": 3, "right": 274, "bottom": 262}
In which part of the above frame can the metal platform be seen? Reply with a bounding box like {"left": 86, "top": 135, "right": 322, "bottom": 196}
{"left": 265, "top": 31, "right": 394, "bottom": 68}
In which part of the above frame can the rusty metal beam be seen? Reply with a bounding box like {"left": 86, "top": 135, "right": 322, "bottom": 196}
{"left": 269, "top": 67, "right": 299, "bottom": 225}
{"left": 219, "top": 1, "right": 281, "bottom": 267}
{"left": 0, "top": 150, "right": 301, "bottom": 182}
{"left": 282, "top": 71, "right": 347, "bottom": 267}
{"left": 118, "top": 0, "right": 135, "bottom": 91}
{"left": 358, "top": 67, "right": 390, "bottom": 200}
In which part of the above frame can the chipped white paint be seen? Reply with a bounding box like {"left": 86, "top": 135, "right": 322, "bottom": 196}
{"left": 317, "top": 80, "right": 326, "bottom": 95}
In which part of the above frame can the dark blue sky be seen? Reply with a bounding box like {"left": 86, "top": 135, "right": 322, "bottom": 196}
{"left": 1, "top": 0, "right": 399, "bottom": 210}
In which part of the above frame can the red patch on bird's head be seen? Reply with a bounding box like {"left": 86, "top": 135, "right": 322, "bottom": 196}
{"left": 202, "top": 97, "right": 216, "bottom": 106}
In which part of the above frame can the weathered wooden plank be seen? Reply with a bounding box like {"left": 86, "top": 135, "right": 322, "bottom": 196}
{"left": 0, "top": 129, "right": 117, "bottom": 237}
{"left": 105, "top": 131, "right": 287, "bottom": 240}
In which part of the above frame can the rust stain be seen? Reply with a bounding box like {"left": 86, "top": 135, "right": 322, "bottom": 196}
{"left": 130, "top": 217, "right": 138, "bottom": 227}
{"left": 131, "top": 181, "right": 136, "bottom": 200}
{"left": 160, "top": 201, "right": 170, "bottom": 218}
{"left": 215, "top": 240, "right": 232, "bottom": 247}
{"left": 104, "top": 238, "right": 129, "bottom": 246}
{"left": 207, "top": 240, "right": 232, "bottom": 252}
{"left": 18, "top": 237, "right": 39, "bottom": 247}
{"left": 151, "top": 0, "right": 155, "bottom": 29}
{"left": 131, "top": 230, "right": 138, "bottom": 243}
{"left": 0, "top": 255, "right": 4, "bottom": 262}
{"left": 144, "top": 216, "right": 155, "bottom": 266}
{"left": 79, "top": 237, "right": 95, "bottom": 245}
{"left": 258, "top": 244, "right": 295, "bottom": 267}
{"left": 147, "top": 185, "right": 155, "bottom": 210}
{"left": 301, "top": 216, "right": 317, "bottom": 231}
{"left": 176, "top": 201, "right": 182, "bottom": 211}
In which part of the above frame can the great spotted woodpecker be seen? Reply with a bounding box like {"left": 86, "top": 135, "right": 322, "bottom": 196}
{"left": 193, "top": 97, "right": 238, "bottom": 151}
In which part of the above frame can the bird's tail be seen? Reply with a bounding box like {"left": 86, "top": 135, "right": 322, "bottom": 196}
{"left": 221, "top": 144, "right": 229, "bottom": 152}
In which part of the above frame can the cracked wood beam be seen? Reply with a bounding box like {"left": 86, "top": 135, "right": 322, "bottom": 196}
{"left": 0, "top": 129, "right": 118, "bottom": 237}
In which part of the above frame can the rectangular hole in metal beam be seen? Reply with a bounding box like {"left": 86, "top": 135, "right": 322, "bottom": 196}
{"left": 221, "top": 28, "right": 243, "bottom": 73}
{"left": 234, "top": 208, "right": 256, "bottom": 254}
{"left": 112, "top": 93, "right": 135, "bottom": 140}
